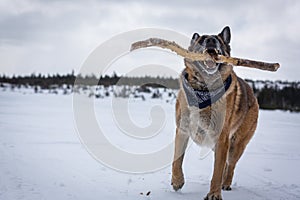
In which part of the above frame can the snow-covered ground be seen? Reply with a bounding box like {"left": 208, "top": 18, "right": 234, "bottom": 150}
{"left": 1, "top": 89, "right": 300, "bottom": 200}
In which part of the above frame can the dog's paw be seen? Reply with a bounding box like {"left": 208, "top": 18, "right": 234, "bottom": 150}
{"left": 222, "top": 185, "right": 232, "bottom": 191}
{"left": 204, "top": 192, "right": 222, "bottom": 200}
{"left": 171, "top": 176, "right": 184, "bottom": 191}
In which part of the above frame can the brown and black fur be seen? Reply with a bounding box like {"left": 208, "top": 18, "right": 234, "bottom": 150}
{"left": 171, "top": 27, "right": 259, "bottom": 200}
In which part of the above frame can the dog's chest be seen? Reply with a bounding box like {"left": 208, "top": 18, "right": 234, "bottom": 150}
{"left": 179, "top": 105, "right": 225, "bottom": 148}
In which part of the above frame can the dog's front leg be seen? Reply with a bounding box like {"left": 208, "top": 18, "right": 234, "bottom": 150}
{"left": 205, "top": 132, "right": 229, "bottom": 200}
{"left": 171, "top": 128, "right": 189, "bottom": 191}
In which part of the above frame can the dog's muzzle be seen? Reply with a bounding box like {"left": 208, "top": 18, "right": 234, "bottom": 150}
{"left": 194, "top": 47, "right": 221, "bottom": 75}
{"left": 203, "top": 47, "right": 220, "bottom": 69}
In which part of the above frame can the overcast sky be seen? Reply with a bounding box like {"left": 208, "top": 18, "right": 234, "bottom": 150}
{"left": 0, "top": 0, "right": 299, "bottom": 80}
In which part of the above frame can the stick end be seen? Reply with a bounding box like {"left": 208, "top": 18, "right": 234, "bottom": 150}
{"left": 274, "top": 63, "right": 280, "bottom": 71}
{"left": 130, "top": 42, "right": 139, "bottom": 51}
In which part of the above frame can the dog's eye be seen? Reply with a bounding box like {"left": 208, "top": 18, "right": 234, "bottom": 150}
{"left": 198, "top": 36, "right": 207, "bottom": 45}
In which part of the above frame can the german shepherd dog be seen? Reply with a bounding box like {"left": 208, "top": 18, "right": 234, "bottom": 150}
{"left": 171, "top": 27, "right": 259, "bottom": 200}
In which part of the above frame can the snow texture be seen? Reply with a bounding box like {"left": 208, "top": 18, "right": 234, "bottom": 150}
{"left": 0, "top": 89, "right": 300, "bottom": 200}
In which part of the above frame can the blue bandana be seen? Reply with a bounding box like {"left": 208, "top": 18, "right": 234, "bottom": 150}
{"left": 181, "top": 71, "right": 232, "bottom": 109}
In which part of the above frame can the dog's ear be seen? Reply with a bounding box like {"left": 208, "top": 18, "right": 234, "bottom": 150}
{"left": 219, "top": 26, "right": 231, "bottom": 44}
{"left": 191, "top": 33, "right": 200, "bottom": 45}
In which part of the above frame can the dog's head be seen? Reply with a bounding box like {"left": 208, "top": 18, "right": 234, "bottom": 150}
{"left": 188, "top": 26, "right": 231, "bottom": 76}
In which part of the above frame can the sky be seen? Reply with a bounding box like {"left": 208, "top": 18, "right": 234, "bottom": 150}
{"left": 0, "top": 0, "right": 299, "bottom": 80}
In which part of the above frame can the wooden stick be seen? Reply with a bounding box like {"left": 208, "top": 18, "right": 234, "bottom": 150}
{"left": 130, "top": 38, "right": 280, "bottom": 72}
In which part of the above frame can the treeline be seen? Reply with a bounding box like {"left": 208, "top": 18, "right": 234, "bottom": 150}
{"left": 1, "top": 73, "right": 300, "bottom": 112}
{"left": 256, "top": 83, "right": 300, "bottom": 112}
{"left": 0, "top": 72, "right": 179, "bottom": 89}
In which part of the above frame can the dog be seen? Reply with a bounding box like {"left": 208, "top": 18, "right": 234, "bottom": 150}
{"left": 171, "top": 26, "right": 259, "bottom": 200}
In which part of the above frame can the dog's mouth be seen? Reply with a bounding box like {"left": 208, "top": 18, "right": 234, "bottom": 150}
{"left": 204, "top": 48, "right": 220, "bottom": 58}
{"left": 201, "top": 48, "right": 221, "bottom": 74}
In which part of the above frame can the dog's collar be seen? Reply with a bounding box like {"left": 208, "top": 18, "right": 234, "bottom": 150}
{"left": 181, "top": 70, "right": 232, "bottom": 109}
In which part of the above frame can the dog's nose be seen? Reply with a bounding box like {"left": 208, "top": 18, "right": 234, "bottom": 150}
{"left": 205, "top": 37, "right": 217, "bottom": 47}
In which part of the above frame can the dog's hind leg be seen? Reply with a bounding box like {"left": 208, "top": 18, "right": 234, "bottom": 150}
{"left": 171, "top": 128, "right": 189, "bottom": 191}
